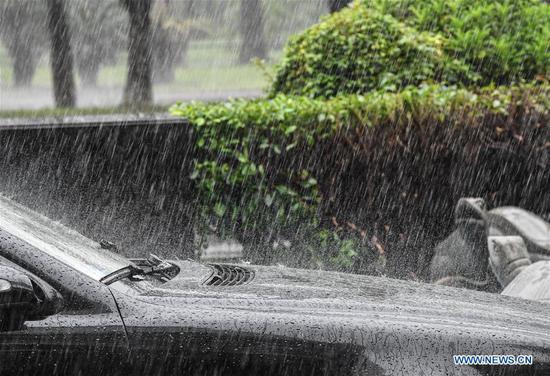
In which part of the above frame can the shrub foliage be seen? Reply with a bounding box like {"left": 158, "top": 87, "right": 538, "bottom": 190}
{"left": 271, "top": 0, "right": 549, "bottom": 97}
{"left": 171, "top": 83, "right": 549, "bottom": 275}
{"left": 365, "top": 0, "right": 550, "bottom": 85}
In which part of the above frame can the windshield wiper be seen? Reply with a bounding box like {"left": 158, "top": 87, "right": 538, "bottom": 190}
{"left": 100, "top": 254, "right": 179, "bottom": 285}
{"left": 100, "top": 264, "right": 145, "bottom": 285}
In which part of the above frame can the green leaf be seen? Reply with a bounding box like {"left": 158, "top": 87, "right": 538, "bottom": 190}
{"left": 236, "top": 153, "right": 248, "bottom": 163}
{"left": 213, "top": 202, "right": 226, "bottom": 217}
{"left": 303, "top": 177, "right": 318, "bottom": 188}
{"left": 284, "top": 125, "right": 298, "bottom": 136}
{"left": 264, "top": 193, "right": 274, "bottom": 207}
{"left": 285, "top": 142, "right": 297, "bottom": 151}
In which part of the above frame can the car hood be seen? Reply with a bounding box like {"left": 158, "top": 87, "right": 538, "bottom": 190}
{"left": 118, "top": 260, "right": 550, "bottom": 374}
{"left": 141, "top": 260, "right": 550, "bottom": 339}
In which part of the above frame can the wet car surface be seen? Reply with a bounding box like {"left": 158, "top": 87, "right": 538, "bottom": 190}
{"left": 0, "top": 195, "right": 549, "bottom": 376}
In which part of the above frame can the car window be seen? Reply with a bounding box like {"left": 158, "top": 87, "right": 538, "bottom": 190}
{"left": 0, "top": 195, "right": 131, "bottom": 281}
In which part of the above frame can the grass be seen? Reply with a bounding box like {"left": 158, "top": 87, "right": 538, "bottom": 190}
{"left": 97, "top": 64, "right": 268, "bottom": 91}
{"left": 0, "top": 39, "right": 272, "bottom": 92}
{"left": 0, "top": 106, "right": 169, "bottom": 119}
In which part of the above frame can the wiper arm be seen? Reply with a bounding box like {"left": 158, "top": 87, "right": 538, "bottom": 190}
{"left": 100, "top": 264, "right": 146, "bottom": 285}
{"left": 100, "top": 254, "right": 179, "bottom": 285}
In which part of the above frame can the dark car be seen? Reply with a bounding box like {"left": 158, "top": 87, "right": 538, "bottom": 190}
{"left": 1, "top": 194, "right": 549, "bottom": 376}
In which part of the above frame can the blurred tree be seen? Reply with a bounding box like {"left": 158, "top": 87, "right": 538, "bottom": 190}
{"left": 328, "top": 0, "right": 352, "bottom": 13}
{"left": 263, "top": 0, "right": 326, "bottom": 50}
{"left": 0, "top": 1, "right": 47, "bottom": 87}
{"left": 238, "top": 0, "right": 267, "bottom": 64}
{"left": 68, "top": 0, "right": 127, "bottom": 87}
{"left": 151, "top": 0, "right": 193, "bottom": 83}
{"left": 150, "top": 0, "right": 212, "bottom": 83}
{"left": 47, "top": 0, "right": 76, "bottom": 107}
{"left": 121, "top": 0, "right": 153, "bottom": 107}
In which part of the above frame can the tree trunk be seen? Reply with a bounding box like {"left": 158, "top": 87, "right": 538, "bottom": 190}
{"left": 9, "top": 32, "right": 38, "bottom": 87}
{"left": 13, "top": 47, "right": 37, "bottom": 87}
{"left": 121, "top": 0, "right": 153, "bottom": 108}
{"left": 153, "top": 37, "right": 190, "bottom": 84}
{"left": 238, "top": 0, "right": 267, "bottom": 64}
{"left": 328, "top": 0, "right": 352, "bottom": 13}
{"left": 47, "top": 0, "right": 76, "bottom": 107}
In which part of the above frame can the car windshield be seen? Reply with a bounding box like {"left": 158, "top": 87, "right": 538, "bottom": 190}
{"left": 0, "top": 194, "right": 131, "bottom": 281}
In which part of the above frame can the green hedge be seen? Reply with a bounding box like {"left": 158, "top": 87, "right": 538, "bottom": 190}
{"left": 271, "top": 0, "right": 549, "bottom": 98}
{"left": 364, "top": 0, "right": 550, "bottom": 85}
{"left": 171, "top": 83, "right": 549, "bottom": 275}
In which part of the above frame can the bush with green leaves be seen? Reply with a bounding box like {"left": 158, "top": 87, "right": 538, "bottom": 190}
{"left": 171, "top": 83, "right": 549, "bottom": 275}
{"left": 172, "top": 94, "right": 382, "bottom": 271}
{"left": 271, "top": 0, "right": 549, "bottom": 98}
{"left": 363, "top": 0, "right": 550, "bottom": 85}
{"left": 270, "top": 4, "right": 475, "bottom": 98}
